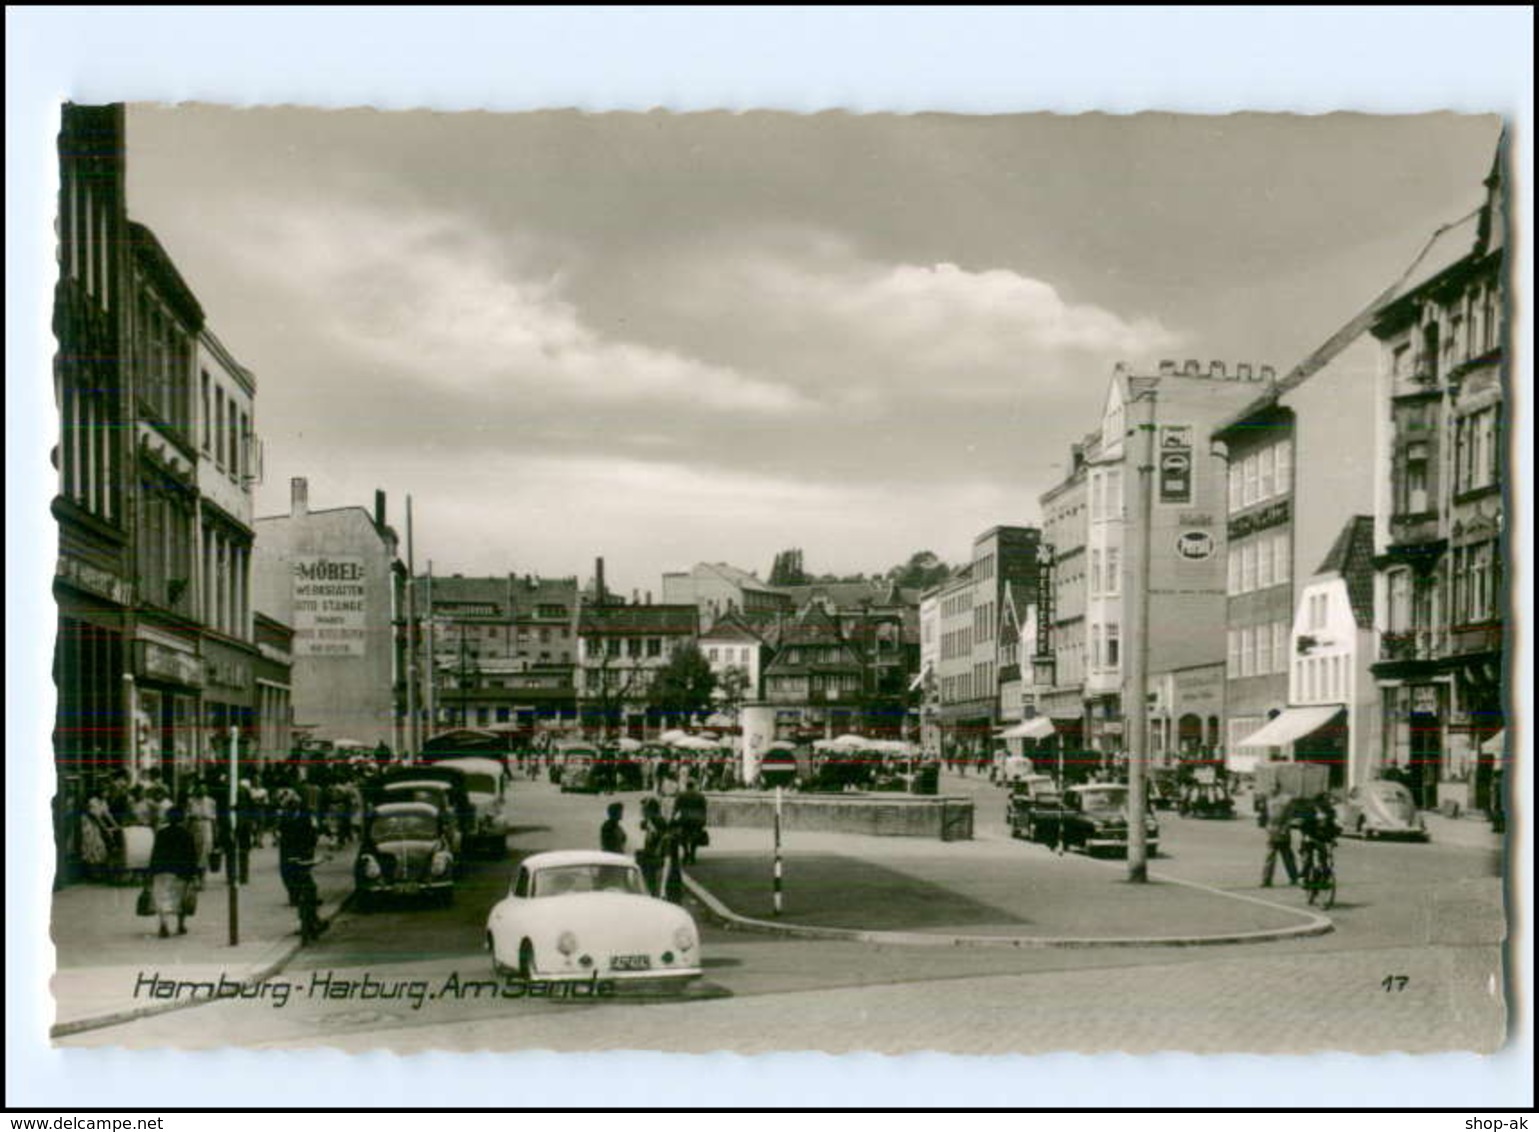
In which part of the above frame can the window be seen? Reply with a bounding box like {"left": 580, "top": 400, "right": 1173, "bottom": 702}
{"left": 1239, "top": 627, "right": 1254, "bottom": 678}
{"left": 1105, "top": 547, "right": 1119, "bottom": 594}
{"left": 1404, "top": 443, "right": 1430, "bottom": 513}
{"left": 1228, "top": 550, "right": 1241, "bottom": 596}
{"left": 1274, "top": 441, "right": 1292, "bottom": 496}
{"left": 1256, "top": 621, "right": 1273, "bottom": 675}
{"left": 1243, "top": 453, "right": 1260, "bottom": 507}
{"left": 1105, "top": 623, "right": 1119, "bottom": 669}
{"left": 647, "top": 638, "right": 662, "bottom": 658}
{"left": 1227, "top": 628, "right": 1241, "bottom": 676}
{"left": 626, "top": 637, "right": 642, "bottom": 658}
{"left": 200, "top": 372, "right": 211, "bottom": 452}
{"left": 1240, "top": 541, "right": 1256, "bottom": 593}
{"left": 1107, "top": 469, "right": 1123, "bottom": 518}
{"left": 604, "top": 638, "right": 620, "bottom": 658}
{"left": 214, "top": 389, "right": 225, "bottom": 469}
{"left": 1273, "top": 621, "right": 1290, "bottom": 675}
{"left": 1090, "top": 549, "right": 1102, "bottom": 596}
{"left": 1228, "top": 462, "right": 1243, "bottom": 512}
{"left": 1258, "top": 446, "right": 1275, "bottom": 500}
{"left": 1256, "top": 538, "right": 1273, "bottom": 589}
{"left": 1273, "top": 532, "right": 1291, "bottom": 586}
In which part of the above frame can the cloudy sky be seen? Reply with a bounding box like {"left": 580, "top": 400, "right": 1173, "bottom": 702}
{"left": 125, "top": 107, "right": 1501, "bottom": 595}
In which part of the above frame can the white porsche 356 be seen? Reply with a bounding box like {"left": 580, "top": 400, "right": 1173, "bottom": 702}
{"left": 485, "top": 850, "right": 702, "bottom": 984}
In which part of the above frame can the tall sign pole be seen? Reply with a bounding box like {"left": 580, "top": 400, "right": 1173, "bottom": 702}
{"left": 1124, "top": 389, "right": 1157, "bottom": 882}
{"left": 228, "top": 724, "right": 240, "bottom": 945}
{"left": 405, "top": 495, "right": 419, "bottom": 762}
{"left": 424, "top": 561, "right": 437, "bottom": 742}
{"left": 773, "top": 785, "right": 784, "bottom": 916}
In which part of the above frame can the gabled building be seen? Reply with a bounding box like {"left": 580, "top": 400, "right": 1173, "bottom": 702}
{"left": 760, "top": 602, "right": 867, "bottom": 738}
{"left": 699, "top": 609, "right": 769, "bottom": 710}
{"left": 1369, "top": 140, "right": 1508, "bottom": 813}
{"left": 662, "top": 561, "right": 793, "bottom": 625}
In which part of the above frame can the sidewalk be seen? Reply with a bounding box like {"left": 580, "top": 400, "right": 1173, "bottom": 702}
{"left": 49, "top": 843, "right": 357, "bottom": 1037}
{"left": 684, "top": 824, "right": 1328, "bottom": 947}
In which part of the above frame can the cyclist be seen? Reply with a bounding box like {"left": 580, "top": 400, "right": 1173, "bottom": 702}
{"left": 1295, "top": 793, "right": 1340, "bottom": 887}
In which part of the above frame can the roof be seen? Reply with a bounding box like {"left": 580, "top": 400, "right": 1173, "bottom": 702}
{"left": 578, "top": 603, "right": 698, "bottom": 636}
{"left": 1315, "top": 515, "right": 1376, "bottom": 629}
{"left": 773, "top": 580, "right": 911, "bottom": 611}
{"left": 695, "top": 561, "right": 778, "bottom": 594}
{"left": 701, "top": 609, "right": 767, "bottom": 644}
{"left": 520, "top": 849, "right": 637, "bottom": 871}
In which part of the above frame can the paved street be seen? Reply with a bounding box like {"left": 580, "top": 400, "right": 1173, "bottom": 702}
{"left": 59, "top": 771, "right": 1509, "bottom": 1054}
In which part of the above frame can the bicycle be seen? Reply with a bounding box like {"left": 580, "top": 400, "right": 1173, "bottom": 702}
{"left": 1298, "top": 837, "right": 1337, "bottom": 909}
{"left": 290, "top": 857, "right": 328, "bottom": 943}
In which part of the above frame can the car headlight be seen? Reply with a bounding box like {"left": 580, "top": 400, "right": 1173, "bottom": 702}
{"left": 361, "top": 855, "right": 382, "bottom": 880}
{"left": 431, "top": 851, "right": 452, "bottom": 876}
{"left": 557, "top": 930, "right": 579, "bottom": 956}
{"left": 673, "top": 924, "right": 696, "bottom": 952}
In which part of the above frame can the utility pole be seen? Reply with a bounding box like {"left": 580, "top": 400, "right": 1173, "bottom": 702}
{"left": 405, "top": 494, "right": 419, "bottom": 762}
{"left": 424, "top": 561, "right": 437, "bottom": 741}
{"left": 1124, "top": 387, "right": 1156, "bottom": 883}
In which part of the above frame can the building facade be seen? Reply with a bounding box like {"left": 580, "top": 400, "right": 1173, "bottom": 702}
{"left": 576, "top": 602, "right": 700, "bottom": 736}
{"left": 424, "top": 573, "right": 580, "bottom": 732}
{"left": 251, "top": 478, "right": 403, "bottom": 750}
{"left": 662, "top": 562, "right": 793, "bottom": 625}
{"left": 1370, "top": 146, "right": 1508, "bottom": 813}
{"left": 1038, "top": 360, "right": 1274, "bottom": 775}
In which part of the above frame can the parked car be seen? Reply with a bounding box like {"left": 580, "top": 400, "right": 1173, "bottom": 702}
{"left": 1058, "top": 784, "right": 1161, "bottom": 856}
{"left": 485, "top": 850, "right": 702, "bottom": 985}
{"left": 1008, "top": 778, "right": 1071, "bottom": 844}
{"left": 1336, "top": 779, "right": 1429, "bottom": 841}
{"left": 370, "top": 766, "right": 475, "bottom": 859}
{"left": 354, "top": 801, "right": 456, "bottom": 908}
{"left": 433, "top": 756, "right": 511, "bottom": 856}
{"left": 558, "top": 745, "right": 604, "bottom": 794}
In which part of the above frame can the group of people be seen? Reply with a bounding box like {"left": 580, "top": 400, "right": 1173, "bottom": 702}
{"left": 599, "top": 780, "right": 710, "bottom": 903}
{"left": 1258, "top": 785, "right": 1340, "bottom": 888}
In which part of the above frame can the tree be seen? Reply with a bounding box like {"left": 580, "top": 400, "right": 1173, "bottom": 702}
{"left": 768, "top": 548, "right": 808, "bottom": 586}
{"left": 647, "top": 643, "right": 718, "bottom": 728}
{"left": 716, "top": 665, "right": 753, "bottom": 720}
{"left": 887, "top": 550, "right": 953, "bottom": 591}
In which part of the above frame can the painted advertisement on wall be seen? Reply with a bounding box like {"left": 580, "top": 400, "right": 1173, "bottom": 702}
{"left": 1158, "top": 424, "right": 1194, "bottom": 505}
{"left": 292, "top": 555, "right": 369, "bottom": 657}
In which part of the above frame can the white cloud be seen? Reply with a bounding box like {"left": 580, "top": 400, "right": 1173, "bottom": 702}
{"left": 655, "top": 228, "right": 1184, "bottom": 403}
{"left": 229, "top": 203, "right": 807, "bottom": 415}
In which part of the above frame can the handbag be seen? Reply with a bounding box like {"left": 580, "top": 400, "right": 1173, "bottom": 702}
{"left": 136, "top": 887, "right": 154, "bottom": 917}
{"left": 208, "top": 848, "right": 223, "bottom": 875}
{"left": 182, "top": 885, "right": 199, "bottom": 917}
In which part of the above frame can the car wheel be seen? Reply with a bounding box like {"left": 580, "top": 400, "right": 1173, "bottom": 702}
{"left": 518, "top": 939, "right": 536, "bottom": 980}
{"left": 490, "top": 935, "right": 512, "bottom": 978}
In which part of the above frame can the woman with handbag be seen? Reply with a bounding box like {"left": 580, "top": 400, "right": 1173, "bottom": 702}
{"left": 146, "top": 807, "right": 199, "bottom": 938}
{"left": 187, "top": 781, "right": 218, "bottom": 881}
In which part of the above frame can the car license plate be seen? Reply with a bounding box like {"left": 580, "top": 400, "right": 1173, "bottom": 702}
{"left": 609, "top": 954, "right": 651, "bottom": 971}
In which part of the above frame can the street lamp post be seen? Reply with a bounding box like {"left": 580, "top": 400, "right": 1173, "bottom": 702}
{"left": 1124, "top": 387, "right": 1157, "bottom": 883}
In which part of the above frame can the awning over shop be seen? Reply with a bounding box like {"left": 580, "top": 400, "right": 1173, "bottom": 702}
{"left": 1236, "top": 705, "right": 1344, "bottom": 749}
{"left": 1481, "top": 729, "right": 1506, "bottom": 755}
{"left": 999, "top": 717, "right": 1055, "bottom": 740}
{"left": 1225, "top": 751, "right": 1262, "bottom": 775}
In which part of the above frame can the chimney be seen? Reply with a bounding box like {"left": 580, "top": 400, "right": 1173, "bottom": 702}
{"left": 1209, "top": 361, "right": 1226, "bottom": 380}
{"left": 1260, "top": 365, "right": 1276, "bottom": 382}
{"left": 595, "top": 557, "right": 606, "bottom": 603}
{"left": 1158, "top": 360, "right": 1178, "bottom": 376}
{"left": 645, "top": 591, "right": 653, "bottom": 605}
{"left": 1184, "top": 359, "right": 1201, "bottom": 375}
{"left": 291, "top": 477, "right": 309, "bottom": 517}
{"left": 374, "top": 489, "right": 387, "bottom": 529}
{"left": 632, "top": 589, "right": 641, "bottom": 606}
{"left": 1237, "top": 363, "right": 1253, "bottom": 381}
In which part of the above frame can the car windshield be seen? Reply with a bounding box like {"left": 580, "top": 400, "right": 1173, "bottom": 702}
{"left": 532, "top": 864, "right": 645, "bottom": 898}
{"left": 461, "top": 773, "right": 498, "bottom": 795}
{"left": 1077, "top": 788, "right": 1128, "bottom": 815}
{"left": 383, "top": 785, "right": 449, "bottom": 809}
{"left": 369, "top": 813, "right": 439, "bottom": 841}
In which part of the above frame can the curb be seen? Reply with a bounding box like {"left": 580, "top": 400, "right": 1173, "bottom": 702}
{"left": 50, "top": 883, "right": 357, "bottom": 1040}
{"left": 682, "top": 866, "right": 1333, "bottom": 950}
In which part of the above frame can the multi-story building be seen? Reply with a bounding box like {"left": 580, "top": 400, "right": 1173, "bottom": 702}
{"left": 699, "top": 609, "right": 769, "bottom": 712}
{"left": 1369, "top": 143, "right": 1507, "bottom": 813}
{"left": 124, "top": 221, "right": 209, "bottom": 787}
{"left": 1038, "top": 360, "right": 1274, "bottom": 773}
{"left": 970, "top": 526, "right": 1040, "bottom": 739}
{"left": 1212, "top": 298, "right": 1386, "bottom": 779}
{"left": 760, "top": 603, "right": 867, "bottom": 739}
{"left": 576, "top": 600, "right": 700, "bottom": 737}
{"left": 252, "top": 612, "right": 294, "bottom": 767}
{"left": 1035, "top": 449, "right": 1090, "bottom": 761}
{"left": 662, "top": 562, "right": 793, "bottom": 626}
{"left": 931, "top": 565, "right": 976, "bottom": 756}
{"left": 195, "top": 327, "right": 262, "bottom": 767}
{"left": 916, "top": 590, "right": 941, "bottom": 753}
{"left": 423, "top": 573, "right": 580, "bottom": 732}
{"left": 251, "top": 478, "right": 404, "bottom": 750}
{"left": 54, "top": 104, "right": 134, "bottom": 808}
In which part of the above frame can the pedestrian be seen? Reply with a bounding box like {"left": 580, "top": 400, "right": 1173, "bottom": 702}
{"left": 79, "top": 787, "right": 118, "bottom": 882}
{"left": 147, "top": 807, "right": 199, "bottom": 938}
{"left": 1261, "top": 785, "right": 1299, "bottom": 888}
{"left": 277, "top": 801, "right": 319, "bottom": 907}
{"left": 600, "top": 802, "right": 628, "bottom": 854}
{"left": 672, "top": 778, "right": 709, "bottom": 866}
{"left": 636, "top": 796, "right": 668, "bottom": 896}
{"left": 186, "top": 780, "right": 218, "bottom": 881}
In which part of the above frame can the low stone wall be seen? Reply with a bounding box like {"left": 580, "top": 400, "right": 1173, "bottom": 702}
{"left": 703, "top": 791, "right": 974, "bottom": 841}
